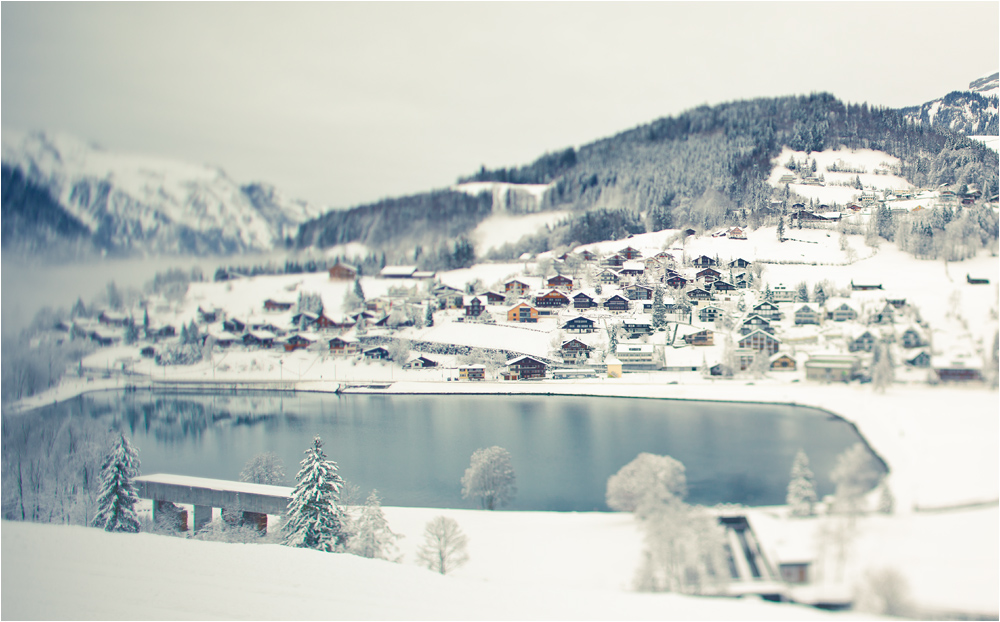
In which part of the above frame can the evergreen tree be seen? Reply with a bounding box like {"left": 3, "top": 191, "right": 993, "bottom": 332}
{"left": 651, "top": 286, "right": 666, "bottom": 330}
{"left": 124, "top": 320, "right": 139, "bottom": 345}
{"left": 871, "top": 341, "right": 895, "bottom": 393}
{"left": 813, "top": 282, "right": 828, "bottom": 306}
{"left": 777, "top": 217, "right": 785, "bottom": 242}
{"left": 92, "top": 433, "right": 142, "bottom": 533}
{"left": 282, "top": 436, "right": 348, "bottom": 552}
{"left": 142, "top": 308, "right": 150, "bottom": 336}
{"left": 796, "top": 281, "right": 810, "bottom": 303}
{"left": 763, "top": 283, "right": 774, "bottom": 302}
{"left": 354, "top": 279, "right": 365, "bottom": 303}
{"left": 425, "top": 304, "right": 434, "bottom": 327}
{"left": 347, "top": 490, "right": 403, "bottom": 562}
{"left": 786, "top": 449, "right": 818, "bottom": 518}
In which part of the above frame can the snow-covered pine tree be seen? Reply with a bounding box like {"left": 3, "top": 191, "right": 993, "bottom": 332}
{"left": 813, "top": 282, "right": 828, "bottom": 306}
{"left": 797, "top": 281, "right": 810, "bottom": 303}
{"left": 92, "top": 433, "right": 142, "bottom": 533}
{"left": 786, "top": 449, "right": 818, "bottom": 518}
{"left": 281, "top": 436, "right": 348, "bottom": 552}
{"left": 347, "top": 490, "right": 403, "bottom": 561}
{"left": 651, "top": 286, "right": 666, "bottom": 330}
{"left": 240, "top": 452, "right": 286, "bottom": 485}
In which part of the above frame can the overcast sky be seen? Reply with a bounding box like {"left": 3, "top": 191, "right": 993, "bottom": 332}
{"left": 2, "top": 2, "right": 997, "bottom": 210}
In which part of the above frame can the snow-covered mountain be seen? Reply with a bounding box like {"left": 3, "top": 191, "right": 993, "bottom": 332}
{"left": 900, "top": 72, "right": 999, "bottom": 135}
{"left": 1, "top": 130, "right": 324, "bottom": 257}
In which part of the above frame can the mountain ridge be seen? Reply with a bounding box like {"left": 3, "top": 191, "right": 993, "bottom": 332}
{"left": 3, "top": 73, "right": 997, "bottom": 263}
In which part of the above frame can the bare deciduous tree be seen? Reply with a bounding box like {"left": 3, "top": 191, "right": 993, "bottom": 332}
{"left": 416, "top": 516, "right": 469, "bottom": 575}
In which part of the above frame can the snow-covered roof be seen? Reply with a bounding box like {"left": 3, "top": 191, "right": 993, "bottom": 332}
{"left": 135, "top": 474, "right": 293, "bottom": 498}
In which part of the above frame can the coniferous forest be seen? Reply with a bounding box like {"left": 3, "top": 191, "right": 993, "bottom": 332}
{"left": 296, "top": 93, "right": 998, "bottom": 266}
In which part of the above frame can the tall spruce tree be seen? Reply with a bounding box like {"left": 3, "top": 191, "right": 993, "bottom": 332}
{"left": 786, "top": 449, "right": 818, "bottom": 518}
{"left": 92, "top": 433, "right": 142, "bottom": 533}
{"left": 282, "top": 436, "right": 348, "bottom": 552}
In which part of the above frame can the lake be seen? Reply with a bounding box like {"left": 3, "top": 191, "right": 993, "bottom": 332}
{"left": 4, "top": 390, "right": 878, "bottom": 511}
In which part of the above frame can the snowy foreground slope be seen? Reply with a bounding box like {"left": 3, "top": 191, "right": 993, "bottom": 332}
{"left": 2, "top": 519, "right": 884, "bottom": 621}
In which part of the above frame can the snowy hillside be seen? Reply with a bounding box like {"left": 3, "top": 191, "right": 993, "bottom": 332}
{"left": 899, "top": 72, "right": 998, "bottom": 136}
{"left": 1, "top": 129, "right": 323, "bottom": 255}
{"left": 767, "top": 147, "right": 911, "bottom": 204}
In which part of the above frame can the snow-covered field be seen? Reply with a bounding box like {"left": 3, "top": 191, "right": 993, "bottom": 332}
{"left": 3, "top": 500, "right": 994, "bottom": 620}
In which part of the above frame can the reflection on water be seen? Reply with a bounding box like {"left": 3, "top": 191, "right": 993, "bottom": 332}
{"left": 4, "top": 391, "right": 881, "bottom": 512}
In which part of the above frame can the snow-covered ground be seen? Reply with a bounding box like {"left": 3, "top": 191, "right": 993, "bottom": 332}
{"left": 2, "top": 500, "right": 994, "bottom": 619}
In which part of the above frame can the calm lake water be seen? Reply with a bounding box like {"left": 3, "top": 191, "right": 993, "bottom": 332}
{"left": 11, "top": 391, "right": 877, "bottom": 511}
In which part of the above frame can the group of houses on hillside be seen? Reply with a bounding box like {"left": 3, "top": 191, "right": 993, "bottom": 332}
{"left": 53, "top": 241, "right": 988, "bottom": 385}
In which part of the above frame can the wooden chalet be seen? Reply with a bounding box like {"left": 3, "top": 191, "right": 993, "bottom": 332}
{"left": 871, "top": 303, "right": 895, "bottom": 324}
{"left": 263, "top": 299, "right": 294, "bottom": 312}
{"left": 619, "top": 246, "right": 642, "bottom": 260}
{"left": 683, "top": 329, "right": 714, "bottom": 346}
{"left": 729, "top": 258, "right": 752, "bottom": 269}
{"left": 739, "top": 330, "right": 781, "bottom": 356}
{"left": 504, "top": 356, "right": 548, "bottom": 381}
{"left": 315, "top": 313, "right": 355, "bottom": 331}
{"left": 621, "top": 316, "right": 652, "bottom": 336}
{"left": 283, "top": 334, "right": 314, "bottom": 352}
{"left": 560, "top": 339, "right": 593, "bottom": 363}
{"left": 793, "top": 305, "right": 821, "bottom": 326}
{"left": 696, "top": 267, "right": 721, "bottom": 284}
{"left": 618, "top": 261, "right": 645, "bottom": 277}
{"left": 741, "top": 315, "right": 774, "bottom": 335}
{"left": 686, "top": 287, "right": 713, "bottom": 303}
{"left": 547, "top": 275, "right": 574, "bottom": 291}
{"left": 900, "top": 327, "right": 924, "bottom": 349}
{"left": 664, "top": 275, "right": 689, "bottom": 289}
{"left": 223, "top": 318, "right": 247, "bottom": 333}
{"left": 363, "top": 346, "right": 390, "bottom": 360}
{"left": 847, "top": 330, "right": 876, "bottom": 353}
{"left": 597, "top": 269, "right": 621, "bottom": 285}
{"left": 464, "top": 296, "right": 485, "bottom": 318}
{"left": 483, "top": 291, "right": 507, "bottom": 305}
{"left": 243, "top": 331, "right": 276, "bottom": 348}
{"left": 770, "top": 353, "right": 797, "bottom": 371}
{"left": 602, "top": 254, "right": 626, "bottom": 267}
{"left": 710, "top": 280, "right": 736, "bottom": 292}
{"left": 828, "top": 302, "right": 857, "bottom": 322}
{"left": 562, "top": 316, "right": 597, "bottom": 333}
{"left": 727, "top": 227, "right": 747, "bottom": 240}
{"left": 504, "top": 280, "right": 531, "bottom": 297}
{"left": 507, "top": 303, "right": 539, "bottom": 323}
{"left": 692, "top": 255, "right": 717, "bottom": 267}
{"left": 752, "top": 302, "right": 781, "bottom": 322}
{"left": 625, "top": 284, "right": 654, "bottom": 300}
{"left": 403, "top": 356, "right": 438, "bottom": 369}
{"left": 328, "top": 336, "right": 359, "bottom": 355}
{"left": 905, "top": 351, "right": 931, "bottom": 368}
{"left": 535, "top": 290, "right": 571, "bottom": 309}
{"left": 572, "top": 292, "right": 598, "bottom": 309}
{"left": 698, "top": 306, "right": 725, "bottom": 323}
{"left": 328, "top": 261, "right": 358, "bottom": 281}
{"left": 603, "top": 294, "right": 630, "bottom": 312}
{"left": 578, "top": 250, "right": 597, "bottom": 262}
